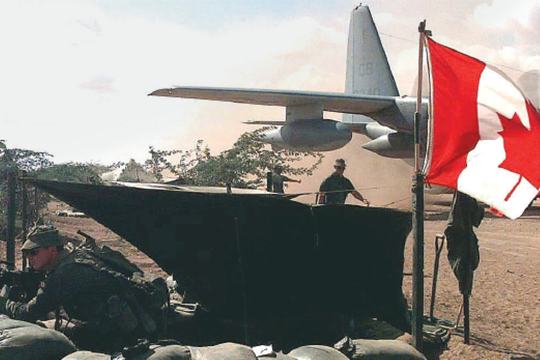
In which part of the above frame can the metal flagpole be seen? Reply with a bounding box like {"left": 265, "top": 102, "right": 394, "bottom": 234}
{"left": 412, "top": 20, "right": 428, "bottom": 351}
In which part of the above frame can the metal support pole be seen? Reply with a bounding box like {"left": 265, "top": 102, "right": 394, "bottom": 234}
{"left": 461, "top": 228, "right": 471, "bottom": 345}
{"left": 430, "top": 234, "right": 445, "bottom": 320}
{"left": 463, "top": 293, "right": 470, "bottom": 344}
{"left": 412, "top": 169, "right": 425, "bottom": 351}
{"left": 412, "top": 20, "right": 427, "bottom": 352}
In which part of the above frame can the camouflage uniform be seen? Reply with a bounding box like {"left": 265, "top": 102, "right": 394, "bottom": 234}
{"left": 272, "top": 173, "right": 291, "bottom": 193}
{"left": 444, "top": 191, "right": 484, "bottom": 295}
{"left": 270, "top": 165, "right": 289, "bottom": 194}
{"left": 319, "top": 173, "right": 356, "bottom": 204}
{"left": 0, "top": 228, "right": 144, "bottom": 353}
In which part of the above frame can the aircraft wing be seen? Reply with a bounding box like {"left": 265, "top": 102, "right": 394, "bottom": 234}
{"left": 243, "top": 120, "right": 285, "bottom": 126}
{"left": 149, "top": 87, "right": 397, "bottom": 115}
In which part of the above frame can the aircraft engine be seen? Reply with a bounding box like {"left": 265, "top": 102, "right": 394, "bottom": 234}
{"left": 362, "top": 132, "right": 414, "bottom": 158}
{"left": 262, "top": 119, "right": 352, "bottom": 152}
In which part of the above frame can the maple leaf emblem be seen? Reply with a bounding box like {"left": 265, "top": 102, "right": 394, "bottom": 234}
{"left": 498, "top": 100, "right": 540, "bottom": 190}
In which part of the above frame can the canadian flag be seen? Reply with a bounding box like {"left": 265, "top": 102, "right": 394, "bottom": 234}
{"left": 425, "top": 37, "right": 540, "bottom": 219}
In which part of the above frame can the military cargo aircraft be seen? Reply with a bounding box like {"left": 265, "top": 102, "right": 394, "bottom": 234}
{"left": 150, "top": 4, "right": 539, "bottom": 161}
{"left": 150, "top": 4, "right": 424, "bottom": 159}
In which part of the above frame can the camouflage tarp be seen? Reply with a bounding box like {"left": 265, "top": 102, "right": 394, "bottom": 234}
{"left": 30, "top": 179, "right": 412, "bottom": 346}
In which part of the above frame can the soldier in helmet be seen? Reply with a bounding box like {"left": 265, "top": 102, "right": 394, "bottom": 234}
{"left": 271, "top": 164, "right": 301, "bottom": 193}
{"left": 0, "top": 225, "right": 146, "bottom": 353}
{"left": 318, "top": 158, "right": 369, "bottom": 205}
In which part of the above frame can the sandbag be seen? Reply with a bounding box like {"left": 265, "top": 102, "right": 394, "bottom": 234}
{"left": 144, "top": 344, "right": 190, "bottom": 360}
{"left": 254, "top": 344, "right": 296, "bottom": 360}
{"left": 65, "top": 345, "right": 190, "bottom": 360}
{"left": 259, "top": 351, "right": 297, "bottom": 360}
{"left": 99, "top": 342, "right": 253, "bottom": 360}
{"left": 62, "top": 351, "right": 110, "bottom": 359}
{"left": 288, "top": 345, "right": 349, "bottom": 360}
{"left": 0, "top": 314, "right": 77, "bottom": 360}
{"left": 188, "top": 342, "right": 257, "bottom": 360}
{"left": 349, "top": 339, "right": 426, "bottom": 360}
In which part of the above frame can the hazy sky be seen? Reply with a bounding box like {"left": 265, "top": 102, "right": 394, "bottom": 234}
{"left": 1, "top": 0, "right": 539, "bottom": 168}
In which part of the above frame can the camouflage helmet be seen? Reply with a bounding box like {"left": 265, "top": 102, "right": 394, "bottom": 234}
{"left": 334, "top": 158, "right": 346, "bottom": 169}
{"left": 21, "top": 225, "right": 63, "bottom": 251}
{"left": 274, "top": 164, "right": 283, "bottom": 173}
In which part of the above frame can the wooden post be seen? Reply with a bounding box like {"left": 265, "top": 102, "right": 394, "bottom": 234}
{"left": 266, "top": 172, "right": 273, "bottom": 192}
{"left": 6, "top": 170, "right": 16, "bottom": 270}
{"left": 21, "top": 171, "right": 28, "bottom": 270}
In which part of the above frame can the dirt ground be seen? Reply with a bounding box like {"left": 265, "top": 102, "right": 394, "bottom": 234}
{"left": 6, "top": 197, "right": 540, "bottom": 360}
{"left": 404, "top": 195, "right": 540, "bottom": 360}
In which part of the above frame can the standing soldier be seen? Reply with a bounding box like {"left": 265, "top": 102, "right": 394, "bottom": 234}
{"left": 271, "top": 164, "right": 301, "bottom": 193}
{"left": 318, "top": 159, "right": 369, "bottom": 206}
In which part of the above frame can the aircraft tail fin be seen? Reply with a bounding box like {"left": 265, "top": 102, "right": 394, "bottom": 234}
{"left": 344, "top": 4, "right": 399, "bottom": 125}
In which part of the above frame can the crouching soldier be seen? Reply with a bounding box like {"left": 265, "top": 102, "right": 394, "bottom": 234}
{"left": 0, "top": 225, "right": 163, "bottom": 354}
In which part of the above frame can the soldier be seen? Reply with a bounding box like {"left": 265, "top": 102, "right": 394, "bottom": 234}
{"left": 0, "top": 225, "right": 149, "bottom": 353}
{"left": 318, "top": 159, "right": 369, "bottom": 205}
{"left": 271, "top": 164, "right": 301, "bottom": 193}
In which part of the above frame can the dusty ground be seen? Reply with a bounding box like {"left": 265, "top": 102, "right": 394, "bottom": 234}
{"left": 404, "top": 195, "right": 540, "bottom": 360}
{"left": 6, "top": 197, "right": 540, "bottom": 360}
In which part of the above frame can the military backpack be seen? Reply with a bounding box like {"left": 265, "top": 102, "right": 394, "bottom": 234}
{"left": 67, "top": 232, "right": 169, "bottom": 337}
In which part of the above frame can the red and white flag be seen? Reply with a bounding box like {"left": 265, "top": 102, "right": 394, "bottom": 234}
{"left": 425, "top": 37, "right": 540, "bottom": 219}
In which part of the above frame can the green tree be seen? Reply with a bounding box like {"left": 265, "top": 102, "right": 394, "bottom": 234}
{"left": 145, "top": 127, "right": 324, "bottom": 189}
{"left": 146, "top": 147, "right": 183, "bottom": 183}
{"left": 36, "top": 162, "right": 108, "bottom": 183}
{"left": 0, "top": 142, "right": 114, "bottom": 240}
{"left": 0, "top": 144, "right": 54, "bottom": 240}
